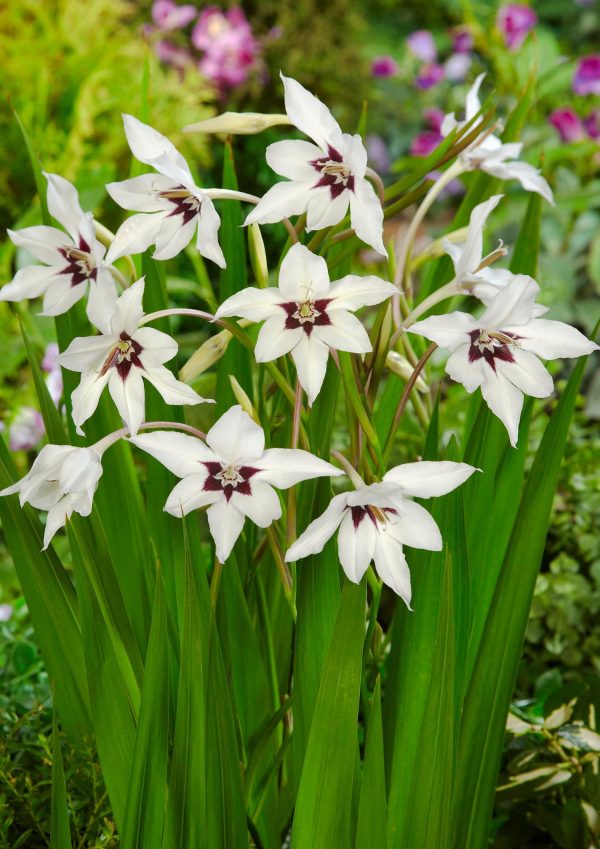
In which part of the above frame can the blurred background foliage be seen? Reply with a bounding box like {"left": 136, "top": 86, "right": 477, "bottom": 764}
{"left": 0, "top": 0, "right": 599, "bottom": 845}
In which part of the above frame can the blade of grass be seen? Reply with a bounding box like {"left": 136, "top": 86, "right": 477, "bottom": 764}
{"left": 50, "top": 712, "right": 72, "bottom": 849}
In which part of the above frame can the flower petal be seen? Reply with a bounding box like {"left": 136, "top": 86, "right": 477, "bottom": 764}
{"left": 108, "top": 367, "right": 146, "bottom": 435}
{"left": 278, "top": 242, "right": 331, "bottom": 298}
{"left": 290, "top": 335, "right": 329, "bottom": 405}
{"left": 106, "top": 173, "right": 175, "bottom": 212}
{"left": 105, "top": 213, "right": 164, "bottom": 264}
{"left": 256, "top": 448, "right": 343, "bottom": 489}
{"left": 8, "top": 225, "right": 68, "bottom": 266}
{"left": 43, "top": 499, "right": 73, "bottom": 549}
{"left": 386, "top": 499, "right": 442, "bottom": 551}
{"left": 111, "top": 278, "right": 145, "bottom": 336}
{"left": 143, "top": 364, "right": 205, "bottom": 407}
{"left": 134, "top": 327, "right": 178, "bottom": 365}
{"left": 58, "top": 334, "right": 115, "bottom": 373}
{"left": 479, "top": 275, "right": 539, "bottom": 329}
{"left": 285, "top": 492, "right": 349, "bottom": 561}
{"left": 71, "top": 371, "right": 111, "bottom": 434}
{"left": 266, "top": 139, "right": 325, "bottom": 181}
{"left": 517, "top": 319, "right": 599, "bottom": 359}
{"left": 315, "top": 308, "right": 372, "bottom": 353}
{"left": 0, "top": 265, "right": 60, "bottom": 302}
{"left": 196, "top": 195, "right": 226, "bottom": 268}
{"left": 153, "top": 211, "right": 197, "bottom": 261}
{"left": 280, "top": 73, "right": 342, "bottom": 150}
{"left": 122, "top": 114, "right": 193, "bottom": 183}
{"left": 244, "top": 181, "right": 312, "bottom": 226}
{"left": 254, "top": 314, "right": 303, "bottom": 361}
{"left": 86, "top": 271, "right": 118, "bottom": 333}
{"left": 337, "top": 510, "right": 377, "bottom": 583}
{"left": 130, "top": 431, "right": 215, "bottom": 477}
{"left": 232, "top": 480, "right": 281, "bottom": 527}
{"left": 452, "top": 194, "right": 503, "bottom": 279}
{"left": 484, "top": 159, "right": 554, "bottom": 205}
{"left": 497, "top": 349, "right": 554, "bottom": 398}
{"left": 372, "top": 532, "right": 412, "bottom": 607}
{"left": 305, "top": 187, "right": 348, "bottom": 230}
{"left": 39, "top": 276, "right": 87, "bottom": 317}
{"left": 445, "top": 343, "right": 487, "bottom": 392}
{"left": 480, "top": 369, "right": 524, "bottom": 447}
{"left": 408, "top": 312, "right": 477, "bottom": 350}
{"left": 164, "top": 475, "right": 221, "bottom": 516}
{"left": 45, "top": 173, "right": 86, "bottom": 242}
{"left": 349, "top": 178, "right": 387, "bottom": 256}
{"left": 383, "top": 460, "right": 477, "bottom": 497}
{"left": 205, "top": 404, "right": 265, "bottom": 464}
{"left": 327, "top": 274, "right": 396, "bottom": 310}
{"left": 216, "top": 286, "right": 284, "bottom": 322}
{"left": 207, "top": 498, "right": 246, "bottom": 563}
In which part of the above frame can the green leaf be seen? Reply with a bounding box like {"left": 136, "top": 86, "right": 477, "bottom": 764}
{"left": 121, "top": 569, "right": 169, "bottom": 849}
{"left": 291, "top": 579, "right": 366, "bottom": 849}
{"left": 50, "top": 713, "right": 72, "bottom": 849}
{"left": 21, "top": 322, "right": 67, "bottom": 444}
{"left": 11, "top": 104, "right": 50, "bottom": 225}
{"left": 0, "top": 438, "right": 91, "bottom": 737}
{"left": 454, "top": 354, "right": 591, "bottom": 849}
{"left": 355, "top": 678, "right": 386, "bottom": 849}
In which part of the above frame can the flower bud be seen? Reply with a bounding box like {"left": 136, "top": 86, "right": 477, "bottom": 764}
{"left": 183, "top": 112, "right": 292, "bottom": 135}
{"left": 248, "top": 223, "right": 268, "bottom": 287}
{"left": 229, "top": 375, "right": 258, "bottom": 422}
{"left": 385, "top": 351, "right": 429, "bottom": 393}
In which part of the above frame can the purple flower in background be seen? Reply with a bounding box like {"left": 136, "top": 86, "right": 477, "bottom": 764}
{"left": 497, "top": 5, "right": 537, "bottom": 51}
{"left": 444, "top": 53, "right": 471, "bottom": 82}
{"left": 152, "top": 0, "right": 197, "bottom": 30}
{"left": 192, "top": 6, "right": 259, "bottom": 90}
{"left": 425, "top": 108, "right": 445, "bottom": 132}
{"left": 416, "top": 63, "right": 445, "bottom": 90}
{"left": 584, "top": 109, "right": 600, "bottom": 140}
{"left": 407, "top": 30, "right": 437, "bottom": 63}
{"left": 366, "top": 134, "right": 391, "bottom": 173}
{"left": 452, "top": 27, "right": 473, "bottom": 54}
{"left": 42, "top": 343, "right": 59, "bottom": 373}
{"left": 155, "top": 39, "right": 193, "bottom": 74}
{"left": 372, "top": 55, "right": 398, "bottom": 78}
{"left": 0, "top": 604, "right": 13, "bottom": 622}
{"left": 573, "top": 55, "right": 600, "bottom": 95}
{"left": 42, "top": 343, "right": 63, "bottom": 406}
{"left": 9, "top": 408, "right": 45, "bottom": 452}
{"left": 549, "top": 108, "right": 586, "bottom": 142}
{"left": 410, "top": 131, "right": 442, "bottom": 157}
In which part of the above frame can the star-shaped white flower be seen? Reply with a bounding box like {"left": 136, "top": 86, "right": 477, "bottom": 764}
{"left": 58, "top": 278, "right": 209, "bottom": 436}
{"left": 244, "top": 74, "right": 387, "bottom": 256}
{"left": 130, "top": 405, "right": 343, "bottom": 563}
{"left": 443, "top": 193, "right": 546, "bottom": 314}
{"left": 215, "top": 243, "right": 396, "bottom": 404}
{"left": 0, "top": 444, "right": 103, "bottom": 549}
{"left": 409, "top": 276, "right": 598, "bottom": 445}
{"left": 286, "top": 461, "right": 477, "bottom": 607}
{"left": 0, "top": 173, "right": 117, "bottom": 325}
{"left": 442, "top": 74, "right": 554, "bottom": 204}
{"left": 105, "top": 115, "right": 226, "bottom": 266}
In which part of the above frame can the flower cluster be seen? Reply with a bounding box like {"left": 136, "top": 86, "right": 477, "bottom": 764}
{"left": 1, "top": 72, "right": 597, "bottom": 608}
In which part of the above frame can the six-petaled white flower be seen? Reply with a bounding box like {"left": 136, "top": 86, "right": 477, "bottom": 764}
{"left": 244, "top": 74, "right": 387, "bottom": 256}
{"left": 409, "top": 276, "right": 598, "bottom": 445}
{"left": 0, "top": 444, "right": 104, "bottom": 549}
{"left": 130, "top": 405, "right": 343, "bottom": 563}
{"left": 215, "top": 243, "right": 396, "bottom": 404}
{"left": 58, "top": 278, "right": 209, "bottom": 436}
{"left": 286, "top": 461, "right": 477, "bottom": 607}
{"left": 442, "top": 74, "right": 554, "bottom": 204}
{"left": 105, "top": 115, "right": 226, "bottom": 267}
{"left": 0, "top": 173, "right": 117, "bottom": 326}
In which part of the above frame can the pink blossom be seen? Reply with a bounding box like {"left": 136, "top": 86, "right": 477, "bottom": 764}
{"left": 415, "top": 63, "right": 445, "bottom": 90}
{"left": 497, "top": 5, "right": 537, "bottom": 51}
{"left": 42, "top": 343, "right": 63, "bottom": 406}
{"left": 549, "top": 108, "right": 586, "bottom": 142}
{"left": 41, "top": 342, "right": 59, "bottom": 373}
{"left": 0, "top": 604, "right": 13, "bottom": 622}
{"left": 152, "top": 0, "right": 197, "bottom": 30}
{"left": 410, "top": 130, "right": 443, "bottom": 157}
{"left": 9, "top": 408, "right": 45, "bottom": 452}
{"left": 584, "top": 109, "right": 600, "bottom": 140}
{"left": 192, "top": 6, "right": 258, "bottom": 90}
{"left": 155, "top": 39, "right": 193, "bottom": 73}
{"left": 444, "top": 53, "right": 471, "bottom": 82}
{"left": 452, "top": 27, "right": 473, "bottom": 54}
{"left": 425, "top": 108, "right": 445, "bottom": 132}
{"left": 407, "top": 30, "right": 437, "bottom": 63}
{"left": 573, "top": 55, "right": 600, "bottom": 96}
{"left": 372, "top": 55, "right": 398, "bottom": 78}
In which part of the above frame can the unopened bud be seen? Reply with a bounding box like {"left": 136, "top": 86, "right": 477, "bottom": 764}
{"left": 183, "top": 112, "right": 292, "bottom": 135}
{"left": 248, "top": 223, "right": 269, "bottom": 287}
{"left": 180, "top": 331, "right": 233, "bottom": 382}
{"left": 229, "top": 375, "right": 258, "bottom": 422}
{"left": 385, "top": 351, "right": 429, "bottom": 392}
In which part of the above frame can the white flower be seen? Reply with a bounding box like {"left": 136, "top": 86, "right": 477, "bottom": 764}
{"left": 244, "top": 74, "right": 387, "bottom": 256}
{"left": 442, "top": 74, "right": 554, "bottom": 204}
{"left": 286, "top": 461, "right": 477, "bottom": 606}
{"left": 215, "top": 243, "right": 396, "bottom": 404}
{"left": 130, "top": 405, "right": 343, "bottom": 563}
{"left": 409, "top": 276, "right": 598, "bottom": 446}
{"left": 0, "top": 173, "right": 117, "bottom": 325}
{"left": 0, "top": 444, "right": 103, "bottom": 549}
{"left": 443, "top": 193, "right": 546, "bottom": 314}
{"left": 105, "top": 115, "right": 226, "bottom": 267}
{"left": 58, "top": 278, "right": 209, "bottom": 436}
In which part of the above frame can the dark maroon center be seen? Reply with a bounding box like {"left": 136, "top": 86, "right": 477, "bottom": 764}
{"left": 59, "top": 236, "right": 97, "bottom": 287}
{"left": 279, "top": 299, "right": 332, "bottom": 337}
{"left": 350, "top": 505, "right": 397, "bottom": 529}
{"left": 202, "top": 461, "right": 259, "bottom": 502}
{"left": 160, "top": 185, "right": 200, "bottom": 225}
{"left": 310, "top": 145, "right": 355, "bottom": 199}
{"left": 468, "top": 329, "right": 520, "bottom": 372}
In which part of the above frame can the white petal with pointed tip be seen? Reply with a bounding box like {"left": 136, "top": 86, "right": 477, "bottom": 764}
{"left": 70, "top": 371, "right": 111, "bottom": 434}
{"left": 479, "top": 275, "right": 539, "bottom": 329}
{"left": 216, "top": 287, "right": 284, "bottom": 322}
{"left": 306, "top": 187, "right": 348, "bottom": 231}
{"left": 205, "top": 405, "right": 264, "bottom": 464}
{"left": 316, "top": 309, "right": 372, "bottom": 353}
{"left": 207, "top": 499, "right": 246, "bottom": 562}
{"left": 130, "top": 431, "right": 215, "bottom": 477}
{"left": 153, "top": 212, "right": 197, "bottom": 261}
{"left": 108, "top": 368, "right": 146, "bottom": 435}
{"left": 45, "top": 173, "right": 85, "bottom": 242}
{"left": 196, "top": 196, "right": 226, "bottom": 268}
{"left": 254, "top": 314, "right": 303, "bottom": 362}
{"left": 327, "top": 274, "right": 396, "bottom": 310}
{"left": 480, "top": 369, "right": 524, "bottom": 447}
{"left": 383, "top": 461, "right": 477, "bottom": 497}
{"left": 290, "top": 334, "right": 329, "bottom": 405}
{"left": 280, "top": 73, "right": 342, "bottom": 150}
{"left": 40, "top": 277, "right": 87, "bottom": 317}
{"left": 58, "top": 334, "right": 115, "bottom": 373}
{"left": 133, "top": 327, "right": 178, "bottom": 366}
{"left": 409, "top": 312, "right": 477, "bottom": 350}
{"left": 105, "top": 213, "right": 164, "bottom": 264}
{"left": 232, "top": 480, "right": 281, "bottom": 527}
{"left": 445, "top": 344, "right": 487, "bottom": 393}
{"left": 285, "top": 493, "right": 349, "bottom": 561}
{"left": 373, "top": 533, "right": 412, "bottom": 608}
{"left": 516, "top": 319, "right": 599, "bottom": 359}
{"left": 338, "top": 510, "right": 377, "bottom": 583}
{"left": 244, "top": 181, "right": 312, "bottom": 226}
{"left": 111, "top": 278, "right": 145, "bottom": 335}
{"left": 386, "top": 499, "right": 442, "bottom": 551}
{"left": 256, "top": 448, "right": 342, "bottom": 489}
{"left": 349, "top": 178, "right": 387, "bottom": 257}
{"left": 278, "top": 242, "right": 330, "bottom": 299}
{"left": 106, "top": 173, "right": 175, "bottom": 212}
{"left": 164, "top": 475, "right": 221, "bottom": 516}
{"left": 266, "top": 139, "right": 324, "bottom": 181}
{"left": 143, "top": 365, "right": 205, "bottom": 407}
{"left": 8, "top": 226, "right": 68, "bottom": 266}
{"left": 122, "top": 114, "right": 193, "bottom": 182}
{"left": 0, "top": 265, "right": 59, "bottom": 302}
{"left": 497, "top": 349, "right": 554, "bottom": 398}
